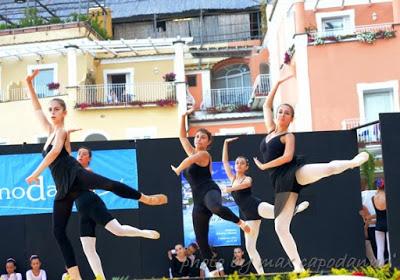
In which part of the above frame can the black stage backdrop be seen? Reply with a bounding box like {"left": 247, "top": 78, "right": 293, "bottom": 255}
{"left": 0, "top": 130, "right": 376, "bottom": 279}
{"left": 379, "top": 113, "right": 400, "bottom": 269}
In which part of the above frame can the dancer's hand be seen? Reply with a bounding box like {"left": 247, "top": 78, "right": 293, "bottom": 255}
{"left": 171, "top": 165, "right": 180, "bottom": 176}
{"left": 253, "top": 157, "right": 265, "bottom": 170}
{"left": 67, "top": 128, "right": 82, "bottom": 135}
{"left": 183, "top": 107, "right": 195, "bottom": 116}
{"left": 224, "top": 137, "right": 239, "bottom": 144}
{"left": 26, "top": 69, "right": 40, "bottom": 83}
{"left": 26, "top": 174, "right": 39, "bottom": 185}
{"left": 221, "top": 186, "right": 231, "bottom": 193}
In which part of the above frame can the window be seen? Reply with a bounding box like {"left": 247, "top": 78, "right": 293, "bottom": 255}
{"left": 316, "top": 10, "right": 355, "bottom": 36}
{"left": 156, "top": 20, "right": 166, "bottom": 32}
{"left": 186, "top": 75, "right": 197, "bottom": 87}
{"left": 103, "top": 68, "right": 134, "bottom": 103}
{"left": 85, "top": 133, "right": 108, "bottom": 142}
{"left": 28, "top": 63, "right": 58, "bottom": 98}
{"left": 357, "top": 81, "right": 400, "bottom": 124}
{"left": 363, "top": 89, "right": 394, "bottom": 123}
{"left": 212, "top": 64, "right": 251, "bottom": 89}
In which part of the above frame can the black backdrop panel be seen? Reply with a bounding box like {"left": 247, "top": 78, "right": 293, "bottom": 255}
{"left": 0, "top": 130, "right": 368, "bottom": 278}
{"left": 137, "top": 131, "right": 365, "bottom": 274}
{"left": 380, "top": 113, "right": 400, "bottom": 268}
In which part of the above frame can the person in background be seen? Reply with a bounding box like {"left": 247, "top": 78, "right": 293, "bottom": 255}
{"left": 225, "top": 247, "right": 252, "bottom": 275}
{"left": 1, "top": 258, "right": 22, "bottom": 280}
{"left": 26, "top": 255, "right": 47, "bottom": 280}
{"left": 168, "top": 244, "right": 192, "bottom": 278}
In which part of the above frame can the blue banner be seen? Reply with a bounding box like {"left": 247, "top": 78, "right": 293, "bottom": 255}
{"left": 182, "top": 161, "right": 241, "bottom": 247}
{"left": 0, "top": 149, "right": 138, "bottom": 216}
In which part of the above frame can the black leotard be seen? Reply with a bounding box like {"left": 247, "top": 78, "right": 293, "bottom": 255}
{"left": 231, "top": 178, "right": 261, "bottom": 221}
{"left": 372, "top": 197, "right": 387, "bottom": 232}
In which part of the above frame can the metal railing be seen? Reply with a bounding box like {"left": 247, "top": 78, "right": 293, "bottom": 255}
{"left": 76, "top": 82, "right": 176, "bottom": 108}
{"left": 308, "top": 23, "right": 394, "bottom": 41}
{"left": 202, "top": 87, "right": 253, "bottom": 110}
{"left": 0, "top": 85, "right": 63, "bottom": 102}
{"left": 252, "top": 74, "right": 271, "bottom": 97}
{"left": 341, "top": 118, "right": 360, "bottom": 130}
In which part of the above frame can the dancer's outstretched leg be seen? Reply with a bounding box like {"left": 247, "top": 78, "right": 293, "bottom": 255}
{"left": 295, "top": 152, "right": 369, "bottom": 186}
{"left": 258, "top": 201, "right": 309, "bottom": 219}
{"left": 80, "top": 237, "right": 106, "bottom": 280}
{"left": 105, "top": 219, "right": 160, "bottom": 239}
{"left": 244, "top": 220, "right": 264, "bottom": 274}
{"left": 74, "top": 169, "right": 167, "bottom": 205}
{"left": 274, "top": 193, "right": 304, "bottom": 272}
{"left": 203, "top": 190, "right": 250, "bottom": 233}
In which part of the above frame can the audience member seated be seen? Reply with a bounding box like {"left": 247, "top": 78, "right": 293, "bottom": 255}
{"left": 199, "top": 248, "right": 224, "bottom": 278}
{"left": 225, "top": 247, "right": 252, "bottom": 275}
{"left": 186, "top": 243, "right": 201, "bottom": 277}
{"left": 1, "top": 258, "right": 22, "bottom": 280}
{"left": 26, "top": 255, "right": 47, "bottom": 280}
{"left": 168, "top": 244, "right": 192, "bottom": 278}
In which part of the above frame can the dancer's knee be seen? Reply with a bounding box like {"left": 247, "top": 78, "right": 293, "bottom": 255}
{"left": 274, "top": 220, "right": 289, "bottom": 236}
{"left": 53, "top": 226, "right": 67, "bottom": 242}
{"left": 209, "top": 205, "right": 224, "bottom": 216}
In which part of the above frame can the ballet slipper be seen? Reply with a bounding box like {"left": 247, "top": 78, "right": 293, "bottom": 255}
{"left": 351, "top": 152, "right": 369, "bottom": 168}
{"left": 294, "top": 201, "right": 309, "bottom": 215}
{"left": 141, "top": 194, "right": 168, "bottom": 205}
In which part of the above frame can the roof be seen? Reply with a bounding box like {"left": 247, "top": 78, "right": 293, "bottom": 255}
{"left": 107, "top": 0, "right": 261, "bottom": 20}
{"left": 0, "top": 0, "right": 261, "bottom": 24}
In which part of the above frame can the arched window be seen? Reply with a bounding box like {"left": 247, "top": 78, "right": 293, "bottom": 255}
{"left": 85, "top": 133, "right": 108, "bottom": 142}
{"left": 212, "top": 64, "right": 251, "bottom": 89}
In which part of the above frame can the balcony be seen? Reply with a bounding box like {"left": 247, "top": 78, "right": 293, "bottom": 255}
{"left": 341, "top": 118, "right": 360, "bottom": 130}
{"left": 249, "top": 74, "right": 271, "bottom": 109}
{"left": 342, "top": 118, "right": 381, "bottom": 145}
{"left": 0, "top": 85, "right": 64, "bottom": 102}
{"left": 191, "top": 86, "right": 263, "bottom": 121}
{"left": 75, "top": 82, "right": 176, "bottom": 109}
{"left": 308, "top": 23, "right": 395, "bottom": 45}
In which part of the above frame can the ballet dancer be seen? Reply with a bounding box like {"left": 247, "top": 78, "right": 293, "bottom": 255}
{"left": 253, "top": 72, "right": 369, "bottom": 272}
{"left": 222, "top": 137, "right": 309, "bottom": 274}
{"left": 171, "top": 109, "right": 250, "bottom": 271}
{"left": 25, "top": 70, "right": 167, "bottom": 280}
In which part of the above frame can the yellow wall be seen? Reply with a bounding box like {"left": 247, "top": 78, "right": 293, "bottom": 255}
{"left": 0, "top": 55, "right": 178, "bottom": 145}
{"left": 96, "top": 59, "right": 174, "bottom": 83}
{"left": 0, "top": 96, "right": 179, "bottom": 144}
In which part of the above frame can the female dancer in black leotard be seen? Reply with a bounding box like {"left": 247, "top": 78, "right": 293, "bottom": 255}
{"left": 25, "top": 70, "right": 167, "bottom": 280}
{"left": 253, "top": 72, "right": 369, "bottom": 272}
{"left": 222, "top": 137, "right": 309, "bottom": 274}
{"left": 170, "top": 109, "right": 250, "bottom": 271}
{"left": 64, "top": 143, "right": 159, "bottom": 280}
{"left": 372, "top": 178, "right": 389, "bottom": 267}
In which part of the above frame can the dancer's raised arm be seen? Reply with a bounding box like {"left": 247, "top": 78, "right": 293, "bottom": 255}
{"left": 26, "top": 128, "right": 67, "bottom": 184}
{"left": 263, "top": 74, "right": 293, "bottom": 133}
{"left": 222, "top": 137, "right": 238, "bottom": 182}
{"left": 26, "top": 69, "right": 52, "bottom": 134}
{"left": 179, "top": 108, "right": 195, "bottom": 156}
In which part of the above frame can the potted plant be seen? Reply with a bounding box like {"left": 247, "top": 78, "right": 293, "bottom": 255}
{"left": 163, "top": 72, "right": 176, "bottom": 82}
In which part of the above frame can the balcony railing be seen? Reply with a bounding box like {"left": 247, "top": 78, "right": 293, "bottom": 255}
{"left": 76, "top": 82, "right": 176, "bottom": 109}
{"left": 308, "top": 23, "right": 394, "bottom": 43}
{"left": 0, "top": 85, "right": 64, "bottom": 102}
{"left": 342, "top": 118, "right": 381, "bottom": 144}
{"left": 341, "top": 118, "right": 360, "bottom": 130}
{"left": 201, "top": 87, "right": 253, "bottom": 112}
{"left": 248, "top": 74, "right": 271, "bottom": 109}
